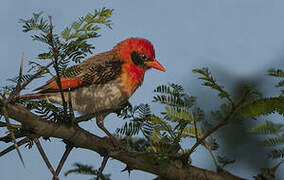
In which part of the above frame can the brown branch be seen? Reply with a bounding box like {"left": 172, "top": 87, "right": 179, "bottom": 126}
{"left": 67, "top": 85, "right": 75, "bottom": 120}
{"left": 48, "top": 16, "right": 68, "bottom": 118}
{"left": 13, "top": 62, "right": 53, "bottom": 98}
{"left": 0, "top": 121, "right": 21, "bottom": 129}
{"left": 1, "top": 100, "right": 244, "bottom": 180}
{"left": 97, "top": 156, "right": 109, "bottom": 179}
{"left": 193, "top": 111, "right": 199, "bottom": 142}
{"left": 0, "top": 137, "right": 30, "bottom": 157}
{"left": 8, "top": 53, "right": 24, "bottom": 101}
{"left": 34, "top": 137, "right": 56, "bottom": 177}
{"left": 8, "top": 55, "right": 53, "bottom": 101}
{"left": 189, "top": 91, "right": 250, "bottom": 155}
{"left": 0, "top": 121, "right": 6, "bottom": 127}
{"left": 52, "top": 143, "right": 73, "bottom": 180}
{"left": 0, "top": 130, "right": 27, "bottom": 143}
{"left": 2, "top": 103, "right": 25, "bottom": 167}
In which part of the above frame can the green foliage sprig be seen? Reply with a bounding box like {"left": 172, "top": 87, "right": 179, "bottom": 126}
{"left": 3, "top": 8, "right": 114, "bottom": 122}
{"left": 116, "top": 83, "right": 219, "bottom": 167}
{"left": 268, "top": 68, "right": 284, "bottom": 95}
{"left": 64, "top": 163, "right": 111, "bottom": 180}
{"left": 192, "top": 68, "right": 233, "bottom": 104}
{"left": 245, "top": 68, "right": 284, "bottom": 159}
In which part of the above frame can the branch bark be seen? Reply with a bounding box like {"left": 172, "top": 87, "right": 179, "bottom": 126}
{"left": 0, "top": 100, "right": 244, "bottom": 180}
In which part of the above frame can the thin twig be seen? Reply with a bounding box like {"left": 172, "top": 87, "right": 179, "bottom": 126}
{"left": 0, "top": 121, "right": 21, "bottom": 129}
{"left": 0, "top": 121, "right": 7, "bottom": 127}
{"left": 193, "top": 111, "right": 199, "bottom": 143}
{"left": 189, "top": 90, "right": 250, "bottom": 155}
{"left": 48, "top": 16, "right": 68, "bottom": 118}
{"left": 2, "top": 103, "right": 25, "bottom": 167}
{"left": 12, "top": 62, "right": 53, "bottom": 101}
{"left": 8, "top": 54, "right": 24, "bottom": 101}
{"left": 202, "top": 142, "right": 219, "bottom": 171}
{"left": 97, "top": 156, "right": 109, "bottom": 179}
{"left": 0, "top": 137, "right": 29, "bottom": 157}
{"left": 34, "top": 137, "right": 56, "bottom": 177}
{"left": 67, "top": 84, "right": 75, "bottom": 120}
{"left": 0, "top": 130, "right": 27, "bottom": 143}
{"left": 9, "top": 56, "right": 53, "bottom": 101}
{"left": 52, "top": 144, "right": 73, "bottom": 180}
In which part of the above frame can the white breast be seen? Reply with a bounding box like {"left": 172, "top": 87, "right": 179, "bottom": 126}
{"left": 47, "top": 80, "right": 128, "bottom": 115}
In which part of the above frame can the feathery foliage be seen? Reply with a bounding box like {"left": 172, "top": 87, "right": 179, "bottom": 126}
{"left": 268, "top": 68, "right": 284, "bottom": 95}
{"left": 239, "top": 97, "right": 284, "bottom": 117}
{"left": 246, "top": 68, "right": 284, "bottom": 160}
{"left": 19, "top": 8, "right": 113, "bottom": 75}
{"left": 116, "top": 83, "right": 219, "bottom": 166}
{"left": 7, "top": 8, "right": 113, "bottom": 121}
{"left": 192, "top": 68, "right": 233, "bottom": 103}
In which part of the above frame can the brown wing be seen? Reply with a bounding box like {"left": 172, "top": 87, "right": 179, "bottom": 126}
{"left": 35, "top": 51, "right": 124, "bottom": 93}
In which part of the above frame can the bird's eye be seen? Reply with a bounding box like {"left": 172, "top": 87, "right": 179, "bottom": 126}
{"left": 141, "top": 54, "right": 147, "bottom": 60}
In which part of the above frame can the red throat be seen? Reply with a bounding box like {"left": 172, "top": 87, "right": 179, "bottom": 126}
{"left": 121, "top": 64, "right": 146, "bottom": 97}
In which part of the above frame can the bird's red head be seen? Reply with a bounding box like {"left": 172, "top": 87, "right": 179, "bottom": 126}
{"left": 115, "top": 38, "right": 165, "bottom": 72}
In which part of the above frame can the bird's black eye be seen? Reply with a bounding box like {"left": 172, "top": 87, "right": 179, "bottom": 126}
{"left": 131, "top": 51, "right": 144, "bottom": 66}
{"left": 141, "top": 54, "right": 147, "bottom": 60}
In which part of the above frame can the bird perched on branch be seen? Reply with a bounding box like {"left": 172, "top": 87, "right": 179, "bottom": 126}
{"left": 22, "top": 37, "right": 165, "bottom": 148}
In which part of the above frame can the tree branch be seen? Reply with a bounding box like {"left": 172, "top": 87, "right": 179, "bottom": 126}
{"left": 47, "top": 16, "right": 68, "bottom": 118}
{"left": 97, "top": 155, "right": 109, "bottom": 179}
{"left": 0, "top": 100, "right": 245, "bottom": 180}
{"left": 34, "top": 137, "right": 57, "bottom": 178}
{"left": 0, "top": 137, "right": 30, "bottom": 157}
{"left": 1, "top": 103, "right": 25, "bottom": 167}
{"left": 189, "top": 91, "right": 249, "bottom": 155}
{"left": 53, "top": 143, "right": 73, "bottom": 180}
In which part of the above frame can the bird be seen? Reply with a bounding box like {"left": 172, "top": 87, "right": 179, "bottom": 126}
{"left": 21, "top": 37, "right": 165, "bottom": 148}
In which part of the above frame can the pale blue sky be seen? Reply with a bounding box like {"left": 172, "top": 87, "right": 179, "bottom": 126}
{"left": 1, "top": 0, "right": 284, "bottom": 179}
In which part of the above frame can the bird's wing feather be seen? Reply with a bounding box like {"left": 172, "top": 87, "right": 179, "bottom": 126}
{"left": 35, "top": 51, "right": 123, "bottom": 93}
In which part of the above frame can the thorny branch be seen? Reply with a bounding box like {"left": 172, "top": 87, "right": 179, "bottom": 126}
{"left": 67, "top": 85, "right": 75, "bottom": 120}
{"left": 97, "top": 155, "right": 109, "bottom": 179}
{"left": 1, "top": 103, "right": 25, "bottom": 167}
{"left": 1, "top": 54, "right": 53, "bottom": 168}
{"left": 0, "top": 55, "right": 26, "bottom": 167}
{"left": 0, "top": 100, "right": 243, "bottom": 180}
{"left": 0, "top": 121, "right": 21, "bottom": 129}
{"left": 53, "top": 143, "right": 73, "bottom": 180}
{"left": 8, "top": 53, "right": 24, "bottom": 101}
{"left": 0, "top": 137, "right": 30, "bottom": 157}
{"left": 34, "top": 138, "right": 57, "bottom": 178}
{"left": 0, "top": 130, "right": 28, "bottom": 143}
{"left": 47, "top": 16, "right": 68, "bottom": 118}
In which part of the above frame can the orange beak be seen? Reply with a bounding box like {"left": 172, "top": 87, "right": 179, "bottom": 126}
{"left": 146, "top": 59, "right": 165, "bottom": 72}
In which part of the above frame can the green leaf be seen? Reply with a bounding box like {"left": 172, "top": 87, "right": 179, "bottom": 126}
{"left": 193, "top": 68, "right": 232, "bottom": 103}
{"left": 268, "top": 68, "right": 284, "bottom": 78}
{"left": 249, "top": 120, "right": 284, "bottom": 135}
{"left": 259, "top": 135, "right": 284, "bottom": 146}
{"left": 268, "top": 148, "right": 284, "bottom": 159}
{"left": 239, "top": 97, "right": 284, "bottom": 117}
